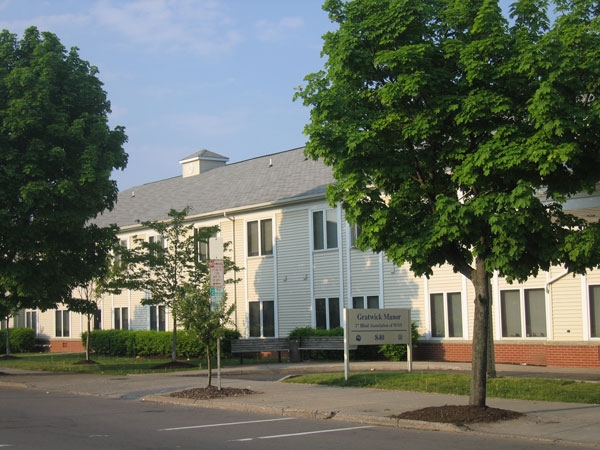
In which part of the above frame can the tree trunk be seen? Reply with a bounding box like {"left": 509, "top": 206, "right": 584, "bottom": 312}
{"left": 86, "top": 314, "right": 91, "bottom": 362}
{"left": 487, "top": 287, "right": 497, "bottom": 379}
{"left": 206, "top": 345, "right": 212, "bottom": 388}
{"left": 171, "top": 311, "right": 177, "bottom": 362}
{"left": 470, "top": 255, "right": 490, "bottom": 406}
{"left": 4, "top": 318, "right": 9, "bottom": 356}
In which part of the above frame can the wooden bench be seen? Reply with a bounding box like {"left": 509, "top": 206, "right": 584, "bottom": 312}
{"left": 231, "top": 337, "right": 290, "bottom": 363}
{"left": 299, "top": 336, "right": 357, "bottom": 351}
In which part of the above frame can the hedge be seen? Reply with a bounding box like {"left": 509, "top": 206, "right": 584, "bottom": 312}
{"left": 0, "top": 328, "right": 36, "bottom": 353}
{"left": 288, "top": 323, "right": 420, "bottom": 362}
{"left": 81, "top": 328, "right": 240, "bottom": 358}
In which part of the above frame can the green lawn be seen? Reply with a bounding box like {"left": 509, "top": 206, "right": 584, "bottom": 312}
{"left": 0, "top": 353, "right": 247, "bottom": 375}
{"left": 284, "top": 372, "right": 600, "bottom": 404}
{"left": 2, "top": 354, "right": 598, "bottom": 404}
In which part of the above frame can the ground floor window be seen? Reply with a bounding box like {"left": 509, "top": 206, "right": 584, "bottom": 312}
{"left": 150, "top": 305, "right": 166, "bottom": 331}
{"left": 352, "top": 295, "right": 379, "bottom": 309}
{"left": 93, "top": 310, "right": 102, "bottom": 330}
{"left": 500, "top": 288, "right": 546, "bottom": 338}
{"left": 315, "top": 297, "right": 340, "bottom": 330}
{"left": 114, "top": 307, "right": 129, "bottom": 330}
{"left": 430, "top": 292, "right": 463, "bottom": 338}
{"left": 249, "top": 300, "right": 275, "bottom": 337}
{"left": 589, "top": 285, "right": 600, "bottom": 338}
{"left": 55, "top": 310, "right": 70, "bottom": 337}
{"left": 26, "top": 310, "right": 37, "bottom": 331}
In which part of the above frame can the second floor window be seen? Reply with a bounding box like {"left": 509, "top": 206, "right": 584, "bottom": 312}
{"left": 247, "top": 219, "right": 273, "bottom": 257}
{"left": 313, "top": 209, "right": 338, "bottom": 250}
{"left": 352, "top": 295, "right": 379, "bottom": 309}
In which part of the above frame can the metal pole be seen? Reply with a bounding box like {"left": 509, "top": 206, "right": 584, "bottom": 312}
{"left": 217, "top": 337, "right": 222, "bottom": 390}
{"left": 343, "top": 308, "right": 349, "bottom": 381}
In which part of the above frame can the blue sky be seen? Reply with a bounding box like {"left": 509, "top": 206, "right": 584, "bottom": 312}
{"left": 1, "top": 0, "right": 334, "bottom": 190}
{"left": 2, "top": 0, "right": 518, "bottom": 191}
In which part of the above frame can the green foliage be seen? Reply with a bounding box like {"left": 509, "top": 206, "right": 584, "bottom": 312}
{"left": 296, "top": 0, "right": 600, "bottom": 283}
{"left": 0, "top": 328, "right": 35, "bottom": 353}
{"left": 296, "top": 0, "right": 600, "bottom": 406}
{"left": 289, "top": 326, "right": 343, "bottom": 338}
{"left": 0, "top": 27, "right": 128, "bottom": 312}
{"left": 177, "top": 284, "right": 236, "bottom": 386}
{"left": 81, "top": 329, "right": 240, "bottom": 358}
{"left": 378, "top": 322, "right": 420, "bottom": 361}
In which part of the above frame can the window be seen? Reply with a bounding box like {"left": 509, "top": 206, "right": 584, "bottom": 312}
{"left": 247, "top": 219, "right": 273, "bottom": 257}
{"left": 195, "top": 228, "right": 216, "bottom": 262}
{"left": 500, "top": 289, "right": 546, "bottom": 338}
{"left": 114, "top": 239, "right": 128, "bottom": 267}
{"left": 26, "top": 311, "right": 37, "bottom": 331}
{"left": 315, "top": 297, "right": 340, "bottom": 330}
{"left": 352, "top": 295, "right": 379, "bottom": 309}
{"left": 150, "top": 305, "right": 166, "bottom": 331}
{"left": 313, "top": 209, "right": 338, "bottom": 250}
{"left": 114, "top": 307, "right": 129, "bottom": 330}
{"left": 589, "top": 286, "right": 600, "bottom": 338}
{"left": 249, "top": 300, "right": 275, "bottom": 337}
{"left": 148, "top": 235, "right": 165, "bottom": 257}
{"left": 430, "top": 292, "right": 463, "bottom": 338}
{"left": 93, "top": 310, "right": 102, "bottom": 330}
{"left": 350, "top": 224, "right": 362, "bottom": 248}
{"left": 55, "top": 310, "right": 70, "bottom": 337}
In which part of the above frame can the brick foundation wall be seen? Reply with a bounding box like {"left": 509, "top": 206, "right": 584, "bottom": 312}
{"left": 47, "top": 340, "right": 85, "bottom": 353}
{"left": 415, "top": 341, "right": 600, "bottom": 368}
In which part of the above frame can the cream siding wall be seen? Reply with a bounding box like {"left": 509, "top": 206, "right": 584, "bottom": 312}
{"left": 382, "top": 262, "right": 425, "bottom": 329}
{"left": 276, "top": 208, "right": 313, "bottom": 336}
{"left": 313, "top": 251, "right": 341, "bottom": 298}
{"left": 348, "top": 250, "right": 380, "bottom": 297}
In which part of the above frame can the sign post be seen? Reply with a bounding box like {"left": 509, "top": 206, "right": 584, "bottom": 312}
{"left": 344, "top": 308, "right": 412, "bottom": 380}
{"left": 209, "top": 258, "right": 225, "bottom": 389}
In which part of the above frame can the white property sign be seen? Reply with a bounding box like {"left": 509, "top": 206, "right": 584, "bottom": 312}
{"left": 343, "top": 308, "right": 412, "bottom": 380}
{"left": 346, "top": 308, "right": 411, "bottom": 345}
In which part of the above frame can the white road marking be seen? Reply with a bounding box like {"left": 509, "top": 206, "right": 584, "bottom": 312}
{"left": 158, "top": 417, "right": 296, "bottom": 432}
{"left": 230, "top": 425, "right": 374, "bottom": 441}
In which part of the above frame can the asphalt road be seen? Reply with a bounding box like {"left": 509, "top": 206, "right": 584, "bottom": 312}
{"left": 1, "top": 386, "right": 588, "bottom": 450}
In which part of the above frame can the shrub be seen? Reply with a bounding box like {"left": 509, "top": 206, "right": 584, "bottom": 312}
{"left": 378, "top": 321, "right": 420, "bottom": 361}
{"left": 0, "top": 328, "right": 36, "bottom": 353}
{"left": 289, "top": 326, "right": 343, "bottom": 338}
{"left": 82, "top": 328, "right": 240, "bottom": 358}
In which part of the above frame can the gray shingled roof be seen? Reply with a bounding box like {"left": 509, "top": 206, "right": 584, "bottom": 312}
{"left": 94, "top": 147, "right": 334, "bottom": 228}
{"left": 179, "top": 149, "right": 229, "bottom": 162}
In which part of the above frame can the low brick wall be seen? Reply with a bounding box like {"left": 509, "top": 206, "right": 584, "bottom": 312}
{"left": 415, "top": 341, "right": 600, "bottom": 368}
{"left": 47, "top": 339, "right": 85, "bottom": 353}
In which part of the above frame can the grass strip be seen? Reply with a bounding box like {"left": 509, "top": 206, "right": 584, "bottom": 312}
{"left": 284, "top": 372, "right": 600, "bottom": 404}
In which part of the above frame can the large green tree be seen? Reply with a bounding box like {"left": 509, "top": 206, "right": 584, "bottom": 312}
{"left": 0, "top": 27, "right": 128, "bottom": 312}
{"left": 296, "top": 0, "right": 600, "bottom": 406}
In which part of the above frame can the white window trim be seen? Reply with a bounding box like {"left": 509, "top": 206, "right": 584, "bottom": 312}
{"left": 498, "top": 286, "right": 548, "bottom": 340}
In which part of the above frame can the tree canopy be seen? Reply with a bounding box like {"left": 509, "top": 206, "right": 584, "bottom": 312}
{"left": 0, "top": 27, "right": 128, "bottom": 312}
{"left": 296, "top": 0, "right": 600, "bottom": 406}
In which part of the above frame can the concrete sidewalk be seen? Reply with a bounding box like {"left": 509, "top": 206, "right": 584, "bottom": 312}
{"left": 1, "top": 361, "right": 599, "bottom": 447}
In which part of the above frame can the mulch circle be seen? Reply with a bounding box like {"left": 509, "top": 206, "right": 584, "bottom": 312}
{"left": 394, "top": 405, "right": 523, "bottom": 425}
{"left": 170, "top": 385, "right": 256, "bottom": 400}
